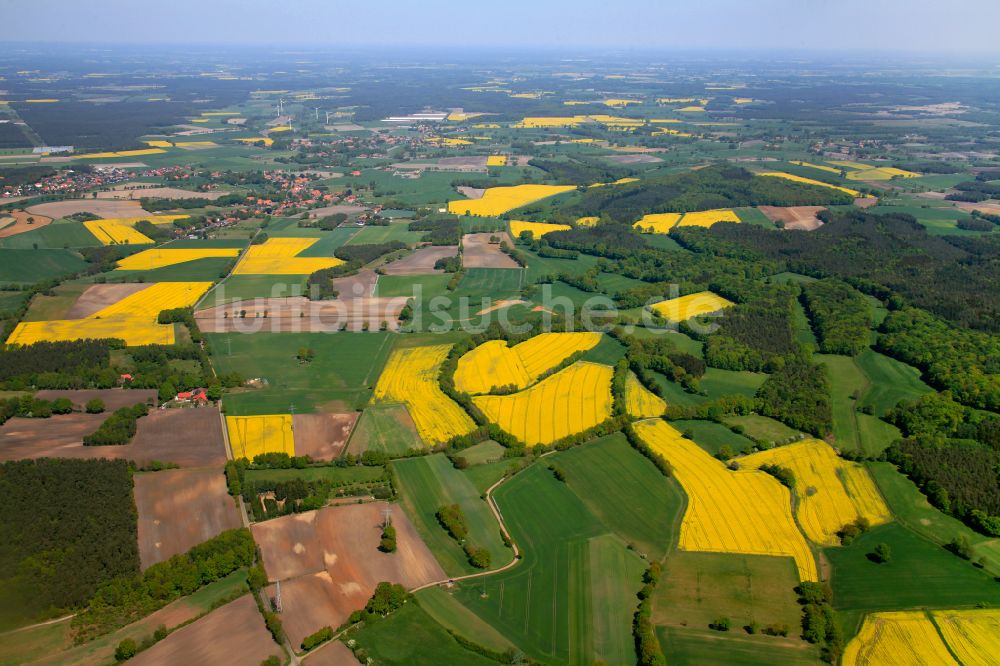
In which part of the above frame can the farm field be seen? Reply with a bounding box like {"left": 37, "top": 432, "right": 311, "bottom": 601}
{"left": 473, "top": 361, "right": 613, "bottom": 446}
{"left": 114, "top": 246, "right": 241, "bottom": 270}
{"left": 233, "top": 236, "right": 344, "bottom": 274}
{"left": 448, "top": 184, "right": 576, "bottom": 216}
{"left": 392, "top": 453, "right": 509, "bottom": 575}
{"left": 7, "top": 281, "right": 211, "bottom": 346}
{"left": 0, "top": 248, "right": 88, "bottom": 283}
{"left": 129, "top": 595, "right": 282, "bottom": 666}
{"left": 454, "top": 331, "right": 601, "bottom": 394}
{"left": 819, "top": 354, "right": 906, "bottom": 455}
{"left": 208, "top": 331, "right": 395, "bottom": 413}
{"left": 656, "top": 626, "right": 820, "bottom": 666}
{"left": 252, "top": 502, "right": 444, "bottom": 645}
{"left": 451, "top": 464, "right": 646, "bottom": 665}
{"left": 226, "top": 413, "right": 294, "bottom": 459}
{"left": 650, "top": 291, "right": 733, "bottom": 322}
{"left": 133, "top": 467, "right": 242, "bottom": 569}
{"left": 841, "top": 609, "right": 1000, "bottom": 666}
{"left": 738, "top": 438, "right": 891, "bottom": 546}
{"left": 624, "top": 372, "right": 666, "bottom": 417}
{"left": 372, "top": 344, "right": 475, "bottom": 444}
{"left": 345, "top": 403, "right": 423, "bottom": 456}
{"left": 634, "top": 419, "right": 818, "bottom": 581}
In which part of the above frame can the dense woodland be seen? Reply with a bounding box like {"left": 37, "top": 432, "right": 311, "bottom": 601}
{"left": 800, "top": 279, "right": 871, "bottom": 355}
{"left": 0, "top": 459, "right": 139, "bottom": 630}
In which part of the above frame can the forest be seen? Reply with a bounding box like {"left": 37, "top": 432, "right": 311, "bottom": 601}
{"left": 0, "top": 458, "right": 139, "bottom": 630}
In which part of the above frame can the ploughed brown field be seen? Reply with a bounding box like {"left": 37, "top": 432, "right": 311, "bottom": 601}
{"left": 252, "top": 502, "right": 444, "bottom": 647}
{"left": 134, "top": 467, "right": 242, "bottom": 569}
{"left": 64, "top": 283, "right": 151, "bottom": 318}
{"left": 25, "top": 199, "right": 155, "bottom": 219}
{"left": 300, "top": 639, "right": 362, "bottom": 665}
{"left": 461, "top": 232, "right": 520, "bottom": 269}
{"left": 380, "top": 245, "right": 457, "bottom": 275}
{"left": 194, "top": 296, "right": 406, "bottom": 333}
{"left": 758, "top": 205, "right": 826, "bottom": 230}
{"left": 130, "top": 595, "right": 281, "bottom": 666}
{"left": 0, "top": 209, "right": 53, "bottom": 238}
{"left": 292, "top": 412, "right": 358, "bottom": 460}
{"left": 0, "top": 398, "right": 228, "bottom": 468}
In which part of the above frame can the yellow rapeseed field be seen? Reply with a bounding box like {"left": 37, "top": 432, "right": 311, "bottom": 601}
{"left": 575, "top": 216, "right": 599, "bottom": 227}
{"left": 75, "top": 149, "right": 167, "bottom": 159}
{"left": 454, "top": 332, "right": 602, "bottom": 394}
{"left": 845, "top": 166, "right": 920, "bottom": 181}
{"left": 235, "top": 137, "right": 274, "bottom": 147}
{"left": 226, "top": 414, "right": 294, "bottom": 460}
{"left": 624, "top": 373, "right": 666, "bottom": 418}
{"left": 675, "top": 209, "right": 740, "bottom": 228}
{"left": 473, "top": 361, "right": 613, "bottom": 446}
{"left": 115, "top": 247, "right": 241, "bottom": 271}
{"left": 427, "top": 137, "right": 472, "bottom": 146}
{"left": 448, "top": 185, "right": 576, "bottom": 217}
{"left": 486, "top": 155, "right": 507, "bottom": 166}
{"left": 657, "top": 98, "right": 696, "bottom": 103}
{"left": 758, "top": 172, "right": 861, "bottom": 197}
{"left": 8, "top": 281, "right": 212, "bottom": 347}
{"left": 94, "top": 215, "right": 190, "bottom": 226}
{"left": 373, "top": 345, "right": 476, "bottom": 444}
{"left": 650, "top": 291, "right": 734, "bottom": 322}
{"left": 512, "top": 116, "right": 581, "bottom": 128}
{"left": 143, "top": 140, "right": 174, "bottom": 148}
{"left": 677, "top": 106, "right": 706, "bottom": 112}
{"left": 84, "top": 220, "right": 154, "bottom": 246}
{"left": 842, "top": 611, "right": 959, "bottom": 666}
{"left": 790, "top": 160, "right": 842, "bottom": 174}
{"left": 634, "top": 419, "right": 818, "bottom": 581}
{"left": 268, "top": 126, "right": 292, "bottom": 133}
{"left": 932, "top": 609, "right": 1000, "bottom": 666}
{"left": 509, "top": 220, "right": 572, "bottom": 238}
{"left": 739, "top": 439, "right": 891, "bottom": 546}
{"left": 233, "top": 237, "right": 345, "bottom": 275}
{"left": 603, "top": 99, "right": 640, "bottom": 107}
{"left": 633, "top": 213, "right": 681, "bottom": 234}
{"left": 827, "top": 160, "right": 874, "bottom": 171}
{"left": 447, "top": 112, "right": 485, "bottom": 121}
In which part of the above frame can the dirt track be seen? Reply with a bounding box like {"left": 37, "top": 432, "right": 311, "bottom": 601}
{"left": 381, "top": 246, "right": 456, "bottom": 275}
{"left": 292, "top": 413, "right": 358, "bottom": 460}
{"left": 252, "top": 502, "right": 444, "bottom": 646}
{"left": 758, "top": 205, "right": 826, "bottom": 231}
{"left": 130, "top": 595, "right": 281, "bottom": 666}
{"left": 462, "top": 232, "right": 519, "bottom": 268}
{"left": 134, "top": 467, "right": 241, "bottom": 569}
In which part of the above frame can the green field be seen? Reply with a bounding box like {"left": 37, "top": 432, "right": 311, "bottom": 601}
{"left": 0, "top": 222, "right": 101, "bottom": 250}
{"left": 111, "top": 256, "right": 233, "bottom": 282}
{"left": 867, "top": 462, "right": 1000, "bottom": 576}
{"left": 208, "top": 331, "right": 395, "bottom": 413}
{"left": 0, "top": 248, "right": 88, "bottom": 283}
{"left": 580, "top": 334, "right": 625, "bottom": 365}
{"left": 452, "top": 464, "right": 646, "bottom": 665}
{"left": 454, "top": 267, "right": 524, "bottom": 299}
{"left": 653, "top": 552, "right": 805, "bottom": 647}
{"left": 392, "top": 453, "right": 509, "bottom": 576}
{"left": 553, "top": 433, "right": 685, "bottom": 559}
{"left": 656, "top": 626, "right": 820, "bottom": 666}
{"left": 825, "top": 522, "right": 1000, "bottom": 636}
{"left": 161, "top": 238, "right": 249, "bottom": 249}
{"left": 818, "top": 354, "right": 903, "bottom": 455}
{"left": 415, "top": 587, "right": 516, "bottom": 653}
{"left": 462, "top": 459, "right": 516, "bottom": 494}
{"left": 673, "top": 419, "right": 756, "bottom": 456}
{"left": 344, "top": 601, "right": 499, "bottom": 666}
{"left": 346, "top": 404, "right": 424, "bottom": 456}
{"left": 521, "top": 247, "right": 601, "bottom": 283}
{"left": 21, "top": 281, "right": 88, "bottom": 321}
{"left": 734, "top": 206, "right": 776, "bottom": 228}
{"left": 203, "top": 274, "right": 309, "bottom": 306}
{"left": 375, "top": 274, "right": 450, "bottom": 299}
{"left": 722, "top": 414, "right": 800, "bottom": 444}
{"left": 244, "top": 465, "right": 384, "bottom": 484}
{"left": 343, "top": 221, "right": 424, "bottom": 246}
{"left": 854, "top": 349, "right": 932, "bottom": 415}
{"left": 459, "top": 440, "right": 507, "bottom": 465}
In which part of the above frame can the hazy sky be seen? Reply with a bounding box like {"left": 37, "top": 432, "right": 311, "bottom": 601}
{"left": 4, "top": 0, "right": 1000, "bottom": 53}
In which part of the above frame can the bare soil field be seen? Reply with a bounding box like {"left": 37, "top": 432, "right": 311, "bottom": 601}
{"left": 292, "top": 412, "right": 359, "bottom": 460}
{"left": 252, "top": 502, "right": 444, "bottom": 644}
{"left": 304, "top": 204, "right": 367, "bottom": 218}
{"left": 135, "top": 467, "right": 241, "bottom": 569}
{"left": 131, "top": 595, "right": 282, "bottom": 666}
{"left": 455, "top": 186, "right": 485, "bottom": 199}
{"left": 195, "top": 296, "right": 406, "bottom": 333}
{"left": 65, "top": 282, "right": 151, "bottom": 318}
{"left": 331, "top": 269, "right": 377, "bottom": 298}
{"left": 605, "top": 153, "right": 663, "bottom": 165}
{"left": 0, "top": 209, "right": 54, "bottom": 238}
{"left": 302, "top": 640, "right": 361, "bottom": 666}
{"left": 0, "top": 402, "right": 228, "bottom": 468}
{"left": 391, "top": 156, "right": 487, "bottom": 172}
{"left": 854, "top": 196, "right": 879, "bottom": 208}
{"left": 96, "top": 186, "right": 231, "bottom": 200}
{"left": 462, "top": 232, "right": 519, "bottom": 268}
{"left": 758, "top": 205, "right": 826, "bottom": 230}
{"left": 26, "top": 199, "right": 154, "bottom": 219}
{"left": 380, "top": 246, "right": 456, "bottom": 275}
{"left": 954, "top": 201, "right": 1000, "bottom": 215}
